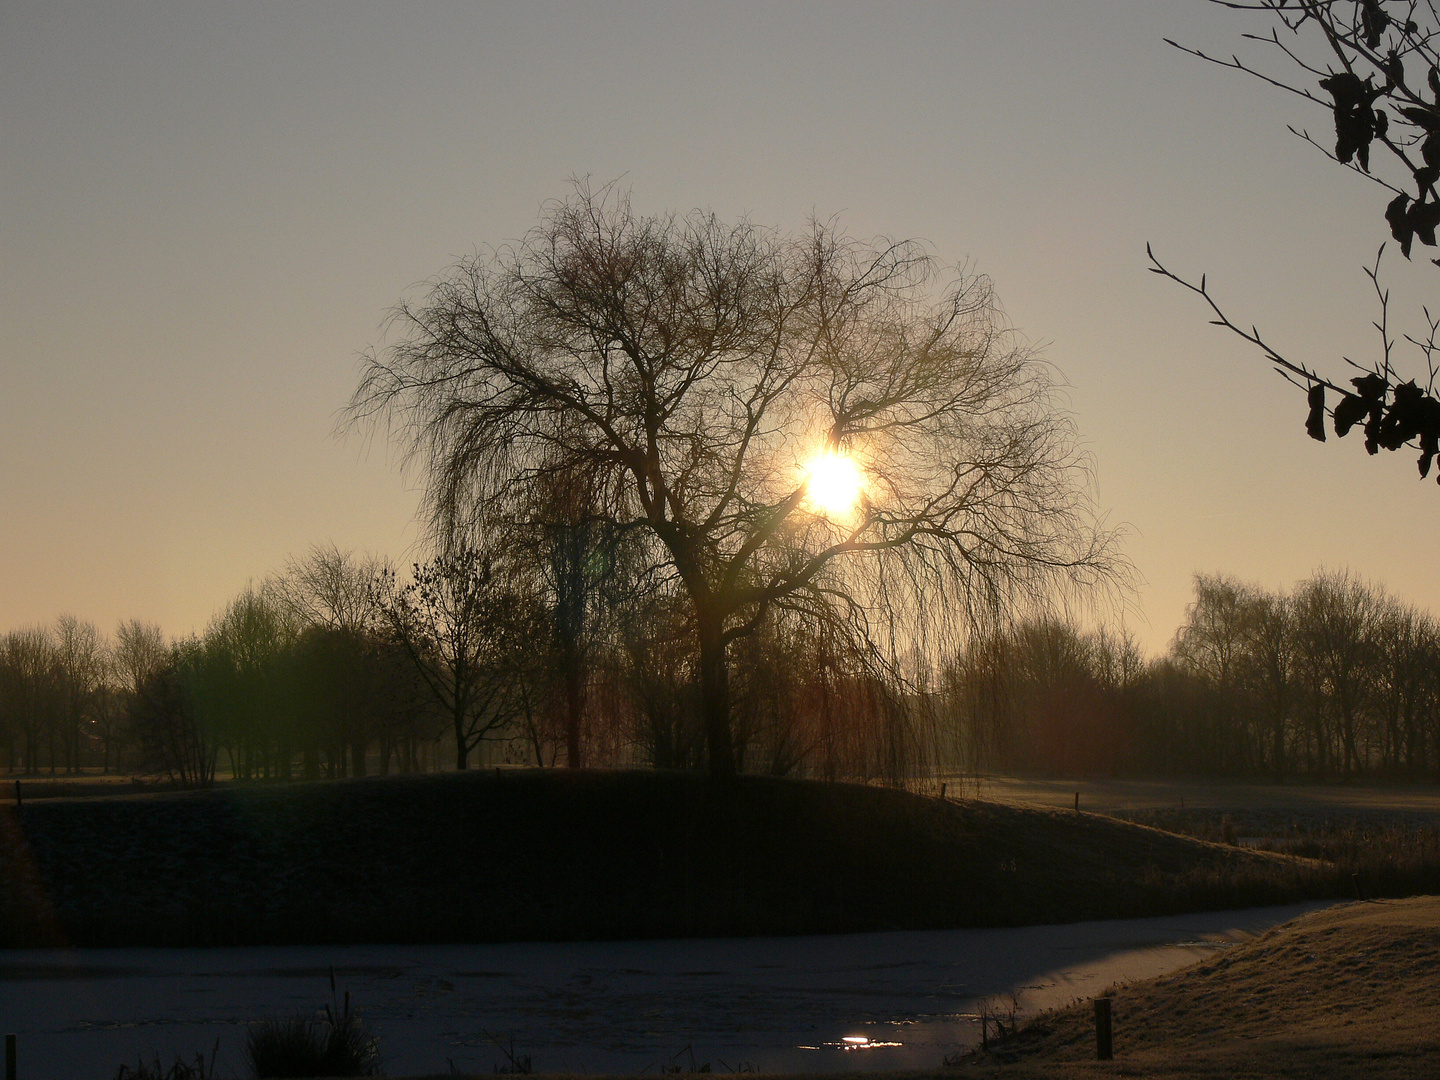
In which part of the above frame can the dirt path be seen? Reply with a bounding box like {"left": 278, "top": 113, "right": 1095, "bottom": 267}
{"left": 949, "top": 895, "right": 1440, "bottom": 1079}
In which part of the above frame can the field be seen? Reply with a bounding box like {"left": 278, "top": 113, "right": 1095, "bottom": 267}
{"left": 0, "top": 769, "right": 1385, "bottom": 948}
{"left": 956, "top": 774, "right": 1440, "bottom": 815}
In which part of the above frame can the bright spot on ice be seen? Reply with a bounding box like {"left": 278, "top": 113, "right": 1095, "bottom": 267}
{"left": 825, "top": 1035, "right": 902, "bottom": 1050}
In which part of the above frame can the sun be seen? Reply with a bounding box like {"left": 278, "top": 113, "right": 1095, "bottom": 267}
{"left": 804, "top": 451, "right": 864, "bottom": 517}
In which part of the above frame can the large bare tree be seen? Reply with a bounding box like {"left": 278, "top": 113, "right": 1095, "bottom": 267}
{"left": 350, "top": 184, "right": 1118, "bottom": 776}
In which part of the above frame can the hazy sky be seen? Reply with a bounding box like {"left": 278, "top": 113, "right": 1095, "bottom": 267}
{"left": 3, "top": 1, "right": 1436, "bottom": 656}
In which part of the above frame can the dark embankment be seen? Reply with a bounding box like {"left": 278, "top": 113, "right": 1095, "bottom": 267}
{"left": 0, "top": 770, "right": 1353, "bottom": 948}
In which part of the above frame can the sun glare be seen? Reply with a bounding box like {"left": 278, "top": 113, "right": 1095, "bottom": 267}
{"left": 804, "top": 451, "right": 864, "bottom": 517}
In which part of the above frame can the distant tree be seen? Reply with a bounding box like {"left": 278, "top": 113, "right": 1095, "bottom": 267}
{"left": 1130, "top": 657, "right": 1231, "bottom": 775}
{"left": 270, "top": 544, "right": 389, "bottom": 636}
{"left": 941, "top": 627, "right": 1019, "bottom": 780}
{"left": 270, "top": 546, "right": 398, "bottom": 777}
{"left": 350, "top": 183, "right": 1120, "bottom": 776}
{"left": 1370, "top": 597, "right": 1438, "bottom": 773}
{"left": 1172, "top": 575, "right": 1264, "bottom": 772}
{"left": 0, "top": 628, "right": 61, "bottom": 773}
{"left": 1155, "top": 1, "right": 1440, "bottom": 484}
{"left": 1242, "top": 589, "right": 1297, "bottom": 779}
{"left": 53, "top": 615, "right": 105, "bottom": 772}
{"left": 726, "top": 605, "right": 917, "bottom": 782}
{"left": 112, "top": 620, "right": 168, "bottom": 773}
{"left": 618, "top": 589, "right": 706, "bottom": 771}
{"left": 378, "top": 548, "right": 545, "bottom": 769}
{"left": 131, "top": 641, "right": 218, "bottom": 787}
{"left": 114, "top": 620, "right": 167, "bottom": 695}
{"left": 939, "top": 618, "right": 1140, "bottom": 778}
{"left": 200, "top": 588, "right": 297, "bottom": 779}
{"left": 1292, "top": 569, "right": 1381, "bottom": 775}
{"left": 525, "top": 469, "right": 622, "bottom": 769}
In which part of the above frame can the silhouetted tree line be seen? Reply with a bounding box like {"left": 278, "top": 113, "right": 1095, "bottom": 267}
{"left": 4, "top": 550, "right": 1434, "bottom": 785}
{"left": 0, "top": 539, "right": 927, "bottom": 784}
{"left": 0, "top": 549, "right": 443, "bottom": 784}
{"left": 941, "top": 569, "right": 1440, "bottom": 780}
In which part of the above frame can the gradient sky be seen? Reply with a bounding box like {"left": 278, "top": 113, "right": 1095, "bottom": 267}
{"left": 3, "top": 1, "right": 1436, "bottom": 656}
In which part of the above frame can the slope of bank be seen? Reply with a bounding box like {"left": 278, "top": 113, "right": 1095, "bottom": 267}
{"left": 948, "top": 895, "right": 1440, "bottom": 1079}
{"left": 0, "top": 769, "right": 1359, "bottom": 947}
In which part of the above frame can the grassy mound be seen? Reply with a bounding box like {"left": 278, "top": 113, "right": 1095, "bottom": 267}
{"left": 951, "top": 895, "right": 1440, "bottom": 1079}
{"left": 0, "top": 770, "right": 1357, "bottom": 948}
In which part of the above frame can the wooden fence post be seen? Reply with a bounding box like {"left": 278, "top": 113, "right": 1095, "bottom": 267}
{"left": 1094, "top": 997, "right": 1113, "bottom": 1060}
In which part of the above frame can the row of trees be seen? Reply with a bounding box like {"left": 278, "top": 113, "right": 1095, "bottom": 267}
{"left": 5, "top": 546, "right": 1436, "bottom": 784}
{"left": 0, "top": 551, "right": 439, "bottom": 783}
{"left": 943, "top": 570, "right": 1440, "bottom": 780}
{"left": 0, "top": 540, "right": 927, "bottom": 783}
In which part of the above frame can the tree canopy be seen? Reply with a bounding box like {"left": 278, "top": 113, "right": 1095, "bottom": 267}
{"left": 350, "top": 184, "right": 1119, "bottom": 775}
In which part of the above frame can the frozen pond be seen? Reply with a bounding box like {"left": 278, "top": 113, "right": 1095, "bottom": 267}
{"left": 0, "top": 902, "right": 1329, "bottom": 1078}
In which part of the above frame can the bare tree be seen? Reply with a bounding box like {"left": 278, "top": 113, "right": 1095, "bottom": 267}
{"left": 523, "top": 469, "right": 622, "bottom": 769}
{"left": 0, "top": 628, "right": 61, "bottom": 773}
{"left": 112, "top": 620, "right": 168, "bottom": 773}
{"left": 131, "top": 640, "right": 219, "bottom": 788}
{"left": 1293, "top": 568, "right": 1381, "bottom": 774}
{"left": 377, "top": 548, "right": 544, "bottom": 769}
{"left": 1242, "top": 589, "right": 1297, "bottom": 778}
{"left": 114, "top": 620, "right": 167, "bottom": 699}
{"left": 201, "top": 587, "right": 298, "bottom": 780}
{"left": 1371, "top": 596, "right": 1438, "bottom": 772}
{"left": 269, "top": 545, "right": 400, "bottom": 777}
{"left": 1172, "top": 574, "right": 1264, "bottom": 772}
{"left": 350, "top": 184, "right": 1120, "bottom": 776}
{"left": 270, "top": 544, "right": 390, "bottom": 636}
{"left": 1156, "top": 1, "right": 1440, "bottom": 484}
{"left": 54, "top": 615, "right": 105, "bottom": 773}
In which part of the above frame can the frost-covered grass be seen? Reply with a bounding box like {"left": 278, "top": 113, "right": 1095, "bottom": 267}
{"left": 1110, "top": 805, "right": 1440, "bottom": 901}
{"left": 951, "top": 895, "right": 1440, "bottom": 1080}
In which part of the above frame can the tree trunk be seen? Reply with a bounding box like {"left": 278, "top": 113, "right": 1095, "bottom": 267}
{"left": 1272, "top": 710, "right": 1285, "bottom": 781}
{"left": 562, "top": 635, "right": 584, "bottom": 768}
{"left": 454, "top": 723, "right": 468, "bottom": 770}
{"left": 698, "top": 617, "right": 736, "bottom": 777}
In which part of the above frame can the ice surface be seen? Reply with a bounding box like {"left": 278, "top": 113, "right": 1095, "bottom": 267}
{"left": 0, "top": 901, "right": 1329, "bottom": 1078}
